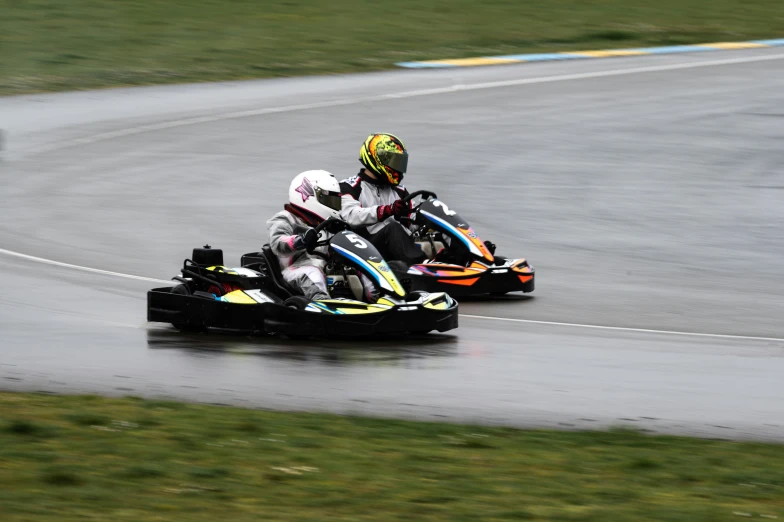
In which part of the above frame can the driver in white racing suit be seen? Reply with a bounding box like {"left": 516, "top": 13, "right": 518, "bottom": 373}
{"left": 266, "top": 170, "right": 343, "bottom": 302}
{"left": 339, "top": 133, "right": 429, "bottom": 266}
{"left": 267, "top": 169, "right": 379, "bottom": 303}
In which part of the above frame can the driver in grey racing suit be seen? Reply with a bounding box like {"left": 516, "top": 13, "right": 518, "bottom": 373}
{"left": 268, "top": 169, "right": 379, "bottom": 302}
{"left": 267, "top": 170, "right": 342, "bottom": 301}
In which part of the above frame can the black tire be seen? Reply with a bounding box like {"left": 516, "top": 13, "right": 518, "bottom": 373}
{"left": 280, "top": 296, "right": 315, "bottom": 339}
{"left": 170, "top": 284, "right": 204, "bottom": 332}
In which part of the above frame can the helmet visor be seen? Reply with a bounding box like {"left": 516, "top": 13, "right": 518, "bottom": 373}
{"left": 315, "top": 187, "right": 342, "bottom": 211}
{"left": 377, "top": 149, "right": 408, "bottom": 174}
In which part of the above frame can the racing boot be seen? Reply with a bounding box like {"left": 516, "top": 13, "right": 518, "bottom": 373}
{"left": 312, "top": 292, "right": 330, "bottom": 302}
{"left": 387, "top": 260, "right": 409, "bottom": 272}
{"left": 385, "top": 260, "right": 412, "bottom": 294}
{"left": 360, "top": 273, "right": 380, "bottom": 303}
{"left": 431, "top": 247, "right": 449, "bottom": 263}
{"left": 482, "top": 240, "right": 508, "bottom": 265}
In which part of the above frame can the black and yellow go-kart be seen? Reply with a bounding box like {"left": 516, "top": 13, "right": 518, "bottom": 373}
{"left": 392, "top": 191, "right": 535, "bottom": 297}
{"left": 147, "top": 219, "right": 458, "bottom": 337}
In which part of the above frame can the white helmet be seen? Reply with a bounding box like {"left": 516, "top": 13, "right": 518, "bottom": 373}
{"left": 288, "top": 170, "right": 342, "bottom": 222}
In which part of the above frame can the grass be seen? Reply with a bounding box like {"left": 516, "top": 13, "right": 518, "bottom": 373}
{"left": 1, "top": 392, "right": 784, "bottom": 521}
{"left": 1, "top": 0, "right": 783, "bottom": 95}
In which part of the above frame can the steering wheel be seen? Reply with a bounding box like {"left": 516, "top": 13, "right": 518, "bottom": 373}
{"left": 307, "top": 217, "right": 352, "bottom": 257}
{"left": 402, "top": 190, "right": 438, "bottom": 207}
{"left": 399, "top": 190, "right": 438, "bottom": 226}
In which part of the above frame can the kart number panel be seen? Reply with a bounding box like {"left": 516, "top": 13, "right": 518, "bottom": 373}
{"left": 416, "top": 200, "right": 494, "bottom": 262}
{"left": 330, "top": 231, "right": 406, "bottom": 297}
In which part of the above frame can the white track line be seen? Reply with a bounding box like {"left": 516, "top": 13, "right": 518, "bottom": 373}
{"left": 461, "top": 314, "right": 784, "bottom": 343}
{"left": 0, "top": 248, "right": 172, "bottom": 285}
{"left": 20, "top": 52, "right": 784, "bottom": 157}
{"left": 2, "top": 247, "right": 783, "bottom": 342}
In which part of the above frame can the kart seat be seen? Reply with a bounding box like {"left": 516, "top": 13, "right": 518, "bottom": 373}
{"left": 261, "top": 245, "right": 302, "bottom": 298}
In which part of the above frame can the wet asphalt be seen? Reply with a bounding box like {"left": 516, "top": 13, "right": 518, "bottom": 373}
{"left": 2, "top": 48, "right": 784, "bottom": 440}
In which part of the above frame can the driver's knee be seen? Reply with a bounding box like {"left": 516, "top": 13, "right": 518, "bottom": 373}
{"left": 284, "top": 265, "right": 328, "bottom": 299}
{"left": 379, "top": 220, "right": 409, "bottom": 241}
{"left": 382, "top": 222, "right": 426, "bottom": 265}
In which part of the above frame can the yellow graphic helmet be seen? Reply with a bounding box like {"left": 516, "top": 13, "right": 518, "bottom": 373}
{"left": 359, "top": 133, "right": 408, "bottom": 186}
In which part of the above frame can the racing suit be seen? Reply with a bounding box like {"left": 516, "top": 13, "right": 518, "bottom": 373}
{"left": 339, "top": 170, "right": 427, "bottom": 266}
{"left": 266, "top": 205, "right": 332, "bottom": 301}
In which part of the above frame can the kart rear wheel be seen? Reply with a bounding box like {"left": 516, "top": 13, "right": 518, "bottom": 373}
{"left": 170, "top": 284, "right": 205, "bottom": 332}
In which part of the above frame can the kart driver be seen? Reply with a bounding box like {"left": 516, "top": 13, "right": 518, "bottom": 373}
{"left": 268, "top": 170, "right": 380, "bottom": 303}
{"left": 339, "top": 133, "right": 429, "bottom": 266}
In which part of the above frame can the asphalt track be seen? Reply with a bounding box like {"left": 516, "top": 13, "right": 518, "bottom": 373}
{"left": 2, "top": 48, "right": 784, "bottom": 441}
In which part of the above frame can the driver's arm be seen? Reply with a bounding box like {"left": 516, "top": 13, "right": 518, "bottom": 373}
{"left": 267, "top": 214, "right": 308, "bottom": 256}
{"left": 339, "top": 180, "right": 381, "bottom": 227}
{"left": 339, "top": 193, "right": 382, "bottom": 226}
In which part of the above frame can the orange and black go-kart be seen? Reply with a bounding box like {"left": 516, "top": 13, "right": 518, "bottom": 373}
{"left": 392, "top": 190, "right": 535, "bottom": 297}
{"left": 147, "top": 218, "right": 458, "bottom": 338}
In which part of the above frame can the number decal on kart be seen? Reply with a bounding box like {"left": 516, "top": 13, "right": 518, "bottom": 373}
{"left": 345, "top": 233, "right": 368, "bottom": 249}
{"left": 432, "top": 200, "right": 457, "bottom": 216}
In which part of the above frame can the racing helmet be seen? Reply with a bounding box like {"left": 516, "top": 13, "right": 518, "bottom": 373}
{"left": 359, "top": 133, "right": 408, "bottom": 186}
{"left": 288, "top": 170, "right": 342, "bottom": 222}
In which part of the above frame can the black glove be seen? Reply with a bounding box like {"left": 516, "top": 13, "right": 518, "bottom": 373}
{"left": 483, "top": 240, "right": 497, "bottom": 255}
{"left": 299, "top": 228, "right": 318, "bottom": 251}
{"left": 323, "top": 218, "right": 348, "bottom": 234}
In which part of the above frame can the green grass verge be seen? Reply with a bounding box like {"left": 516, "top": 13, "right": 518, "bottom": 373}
{"left": 1, "top": 392, "right": 783, "bottom": 521}
{"left": 1, "top": 0, "right": 783, "bottom": 95}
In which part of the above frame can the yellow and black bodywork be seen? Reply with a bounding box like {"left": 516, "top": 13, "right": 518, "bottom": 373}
{"left": 147, "top": 239, "right": 458, "bottom": 337}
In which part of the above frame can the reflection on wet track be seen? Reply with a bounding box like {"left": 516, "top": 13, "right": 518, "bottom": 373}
{"left": 146, "top": 328, "right": 460, "bottom": 365}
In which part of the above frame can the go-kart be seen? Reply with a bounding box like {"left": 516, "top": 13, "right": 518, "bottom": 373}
{"left": 146, "top": 218, "right": 458, "bottom": 337}
{"left": 392, "top": 191, "right": 535, "bottom": 297}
